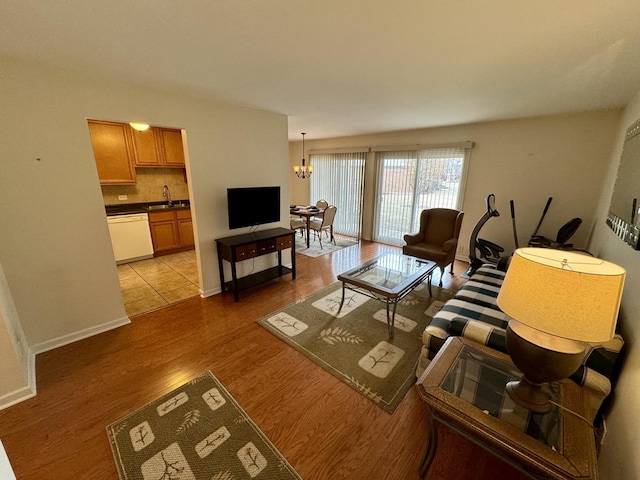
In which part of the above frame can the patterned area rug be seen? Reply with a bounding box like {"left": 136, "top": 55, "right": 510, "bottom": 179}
{"left": 106, "top": 372, "right": 301, "bottom": 480}
{"left": 257, "top": 281, "right": 454, "bottom": 413}
{"left": 294, "top": 234, "right": 358, "bottom": 257}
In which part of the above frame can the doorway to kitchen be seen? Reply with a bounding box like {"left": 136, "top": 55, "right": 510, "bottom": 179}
{"left": 88, "top": 118, "right": 202, "bottom": 317}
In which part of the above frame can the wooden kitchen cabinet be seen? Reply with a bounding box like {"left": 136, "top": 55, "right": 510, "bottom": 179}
{"left": 131, "top": 126, "right": 185, "bottom": 168}
{"left": 159, "top": 128, "right": 186, "bottom": 167}
{"left": 88, "top": 120, "right": 137, "bottom": 184}
{"left": 148, "top": 208, "right": 194, "bottom": 255}
{"left": 129, "top": 127, "right": 162, "bottom": 167}
{"left": 177, "top": 209, "right": 194, "bottom": 247}
{"left": 148, "top": 211, "right": 180, "bottom": 254}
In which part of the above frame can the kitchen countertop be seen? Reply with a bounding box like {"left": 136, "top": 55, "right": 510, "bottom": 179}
{"left": 105, "top": 200, "right": 190, "bottom": 216}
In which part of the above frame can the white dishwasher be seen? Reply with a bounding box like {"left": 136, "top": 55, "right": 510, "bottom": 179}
{"left": 107, "top": 213, "right": 154, "bottom": 264}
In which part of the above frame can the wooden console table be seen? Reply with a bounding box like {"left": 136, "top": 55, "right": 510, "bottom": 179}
{"left": 216, "top": 227, "right": 296, "bottom": 302}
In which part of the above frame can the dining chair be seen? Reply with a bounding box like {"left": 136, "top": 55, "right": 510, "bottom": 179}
{"left": 290, "top": 216, "right": 306, "bottom": 237}
{"left": 312, "top": 199, "right": 328, "bottom": 221}
{"left": 309, "top": 206, "right": 337, "bottom": 248}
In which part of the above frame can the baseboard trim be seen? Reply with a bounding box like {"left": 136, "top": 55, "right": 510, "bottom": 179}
{"left": 0, "top": 383, "right": 36, "bottom": 412}
{"left": 0, "top": 342, "right": 37, "bottom": 412}
{"left": 1, "top": 317, "right": 130, "bottom": 411}
{"left": 30, "top": 316, "right": 131, "bottom": 355}
{"left": 201, "top": 287, "right": 221, "bottom": 298}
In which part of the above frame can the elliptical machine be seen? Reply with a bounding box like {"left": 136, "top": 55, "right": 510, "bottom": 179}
{"left": 466, "top": 194, "right": 507, "bottom": 276}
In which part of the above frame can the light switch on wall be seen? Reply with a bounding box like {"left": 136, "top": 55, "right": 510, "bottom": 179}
{"left": 118, "top": 195, "right": 128, "bottom": 201}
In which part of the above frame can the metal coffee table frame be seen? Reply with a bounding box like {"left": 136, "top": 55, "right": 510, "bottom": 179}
{"left": 336, "top": 253, "right": 437, "bottom": 338}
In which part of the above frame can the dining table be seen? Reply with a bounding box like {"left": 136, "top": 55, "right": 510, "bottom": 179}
{"left": 290, "top": 205, "right": 325, "bottom": 248}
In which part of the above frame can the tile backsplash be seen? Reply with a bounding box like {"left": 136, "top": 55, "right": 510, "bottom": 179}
{"left": 101, "top": 168, "right": 190, "bottom": 205}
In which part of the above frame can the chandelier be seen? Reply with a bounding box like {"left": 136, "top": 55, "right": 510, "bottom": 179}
{"left": 293, "top": 132, "right": 313, "bottom": 179}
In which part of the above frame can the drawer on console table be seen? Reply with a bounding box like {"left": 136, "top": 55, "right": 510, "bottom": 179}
{"left": 235, "top": 243, "right": 258, "bottom": 261}
{"left": 276, "top": 235, "right": 294, "bottom": 250}
{"left": 257, "top": 239, "right": 277, "bottom": 255}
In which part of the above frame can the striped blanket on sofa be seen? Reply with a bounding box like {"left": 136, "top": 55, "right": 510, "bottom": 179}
{"left": 416, "top": 265, "right": 624, "bottom": 421}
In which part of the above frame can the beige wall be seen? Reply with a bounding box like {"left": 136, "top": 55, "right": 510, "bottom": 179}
{"left": 589, "top": 90, "right": 640, "bottom": 480}
{"left": 290, "top": 111, "right": 621, "bottom": 259}
{"left": 0, "top": 57, "right": 288, "bottom": 407}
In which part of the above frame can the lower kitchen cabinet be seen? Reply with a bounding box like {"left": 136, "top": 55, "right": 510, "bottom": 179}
{"left": 148, "top": 208, "right": 194, "bottom": 255}
{"left": 177, "top": 209, "right": 194, "bottom": 247}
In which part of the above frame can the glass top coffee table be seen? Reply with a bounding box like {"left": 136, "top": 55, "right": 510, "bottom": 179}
{"left": 336, "top": 253, "right": 437, "bottom": 338}
{"left": 416, "top": 337, "right": 598, "bottom": 479}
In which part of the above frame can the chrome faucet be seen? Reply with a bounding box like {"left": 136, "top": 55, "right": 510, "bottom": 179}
{"left": 162, "top": 185, "right": 172, "bottom": 206}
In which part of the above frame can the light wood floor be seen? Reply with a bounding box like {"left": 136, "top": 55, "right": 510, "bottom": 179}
{"left": 0, "top": 240, "right": 528, "bottom": 479}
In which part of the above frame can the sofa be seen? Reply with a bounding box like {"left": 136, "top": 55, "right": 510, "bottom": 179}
{"left": 417, "top": 265, "right": 625, "bottom": 422}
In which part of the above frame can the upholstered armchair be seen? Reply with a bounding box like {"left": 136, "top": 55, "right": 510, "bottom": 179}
{"left": 402, "top": 208, "right": 464, "bottom": 286}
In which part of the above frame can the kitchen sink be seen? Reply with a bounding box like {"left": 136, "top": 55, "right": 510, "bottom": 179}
{"left": 147, "top": 202, "right": 189, "bottom": 211}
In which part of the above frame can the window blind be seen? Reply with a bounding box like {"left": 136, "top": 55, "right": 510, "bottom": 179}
{"left": 309, "top": 152, "right": 366, "bottom": 238}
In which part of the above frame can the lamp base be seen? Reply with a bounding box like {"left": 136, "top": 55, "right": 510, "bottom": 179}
{"left": 505, "top": 378, "right": 552, "bottom": 413}
{"left": 505, "top": 321, "right": 586, "bottom": 413}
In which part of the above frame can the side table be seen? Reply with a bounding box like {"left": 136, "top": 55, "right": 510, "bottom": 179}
{"left": 415, "top": 337, "right": 598, "bottom": 479}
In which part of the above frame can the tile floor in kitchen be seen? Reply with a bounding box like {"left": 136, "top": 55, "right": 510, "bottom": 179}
{"left": 117, "top": 250, "right": 200, "bottom": 317}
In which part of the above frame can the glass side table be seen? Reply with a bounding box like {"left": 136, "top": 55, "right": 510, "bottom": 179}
{"left": 415, "top": 337, "right": 598, "bottom": 479}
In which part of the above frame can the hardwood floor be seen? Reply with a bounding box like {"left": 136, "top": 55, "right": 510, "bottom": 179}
{"left": 0, "top": 241, "right": 528, "bottom": 479}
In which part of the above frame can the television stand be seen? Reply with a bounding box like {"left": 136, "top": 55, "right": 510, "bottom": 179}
{"left": 215, "top": 227, "right": 296, "bottom": 302}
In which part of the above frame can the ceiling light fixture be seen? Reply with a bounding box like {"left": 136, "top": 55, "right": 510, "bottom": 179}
{"left": 129, "top": 122, "right": 150, "bottom": 132}
{"left": 292, "top": 132, "right": 313, "bottom": 179}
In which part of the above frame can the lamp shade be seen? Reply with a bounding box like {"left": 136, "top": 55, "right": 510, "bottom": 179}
{"left": 497, "top": 248, "right": 625, "bottom": 343}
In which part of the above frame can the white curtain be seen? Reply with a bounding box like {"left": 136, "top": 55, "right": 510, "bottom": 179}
{"left": 373, "top": 146, "right": 470, "bottom": 245}
{"left": 309, "top": 152, "right": 366, "bottom": 238}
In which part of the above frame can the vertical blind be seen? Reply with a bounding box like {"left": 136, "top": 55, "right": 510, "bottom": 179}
{"left": 309, "top": 152, "right": 366, "bottom": 238}
{"left": 373, "top": 146, "right": 469, "bottom": 245}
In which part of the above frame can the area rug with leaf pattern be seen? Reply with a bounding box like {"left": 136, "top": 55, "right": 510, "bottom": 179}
{"left": 256, "top": 281, "right": 454, "bottom": 413}
{"left": 106, "top": 371, "right": 301, "bottom": 480}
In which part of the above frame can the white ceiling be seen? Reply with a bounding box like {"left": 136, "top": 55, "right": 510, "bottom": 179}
{"left": 2, "top": 1, "right": 640, "bottom": 140}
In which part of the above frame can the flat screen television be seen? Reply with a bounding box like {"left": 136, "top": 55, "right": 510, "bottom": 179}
{"left": 227, "top": 186, "right": 281, "bottom": 229}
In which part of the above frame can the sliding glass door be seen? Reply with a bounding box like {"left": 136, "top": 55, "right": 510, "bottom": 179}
{"left": 309, "top": 152, "right": 366, "bottom": 238}
{"left": 373, "top": 146, "right": 469, "bottom": 245}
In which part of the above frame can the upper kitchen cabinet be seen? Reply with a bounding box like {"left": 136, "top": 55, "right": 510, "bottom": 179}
{"left": 129, "top": 127, "right": 162, "bottom": 167}
{"left": 131, "top": 126, "right": 185, "bottom": 168}
{"left": 88, "top": 120, "right": 137, "bottom": 184}
{"left": 159, "top": 128, "right": 186, "bottom": 167}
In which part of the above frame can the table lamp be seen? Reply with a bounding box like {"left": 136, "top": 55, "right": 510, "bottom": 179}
{"left": 496, "top": 248, "right": 625, "bottom": 413}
